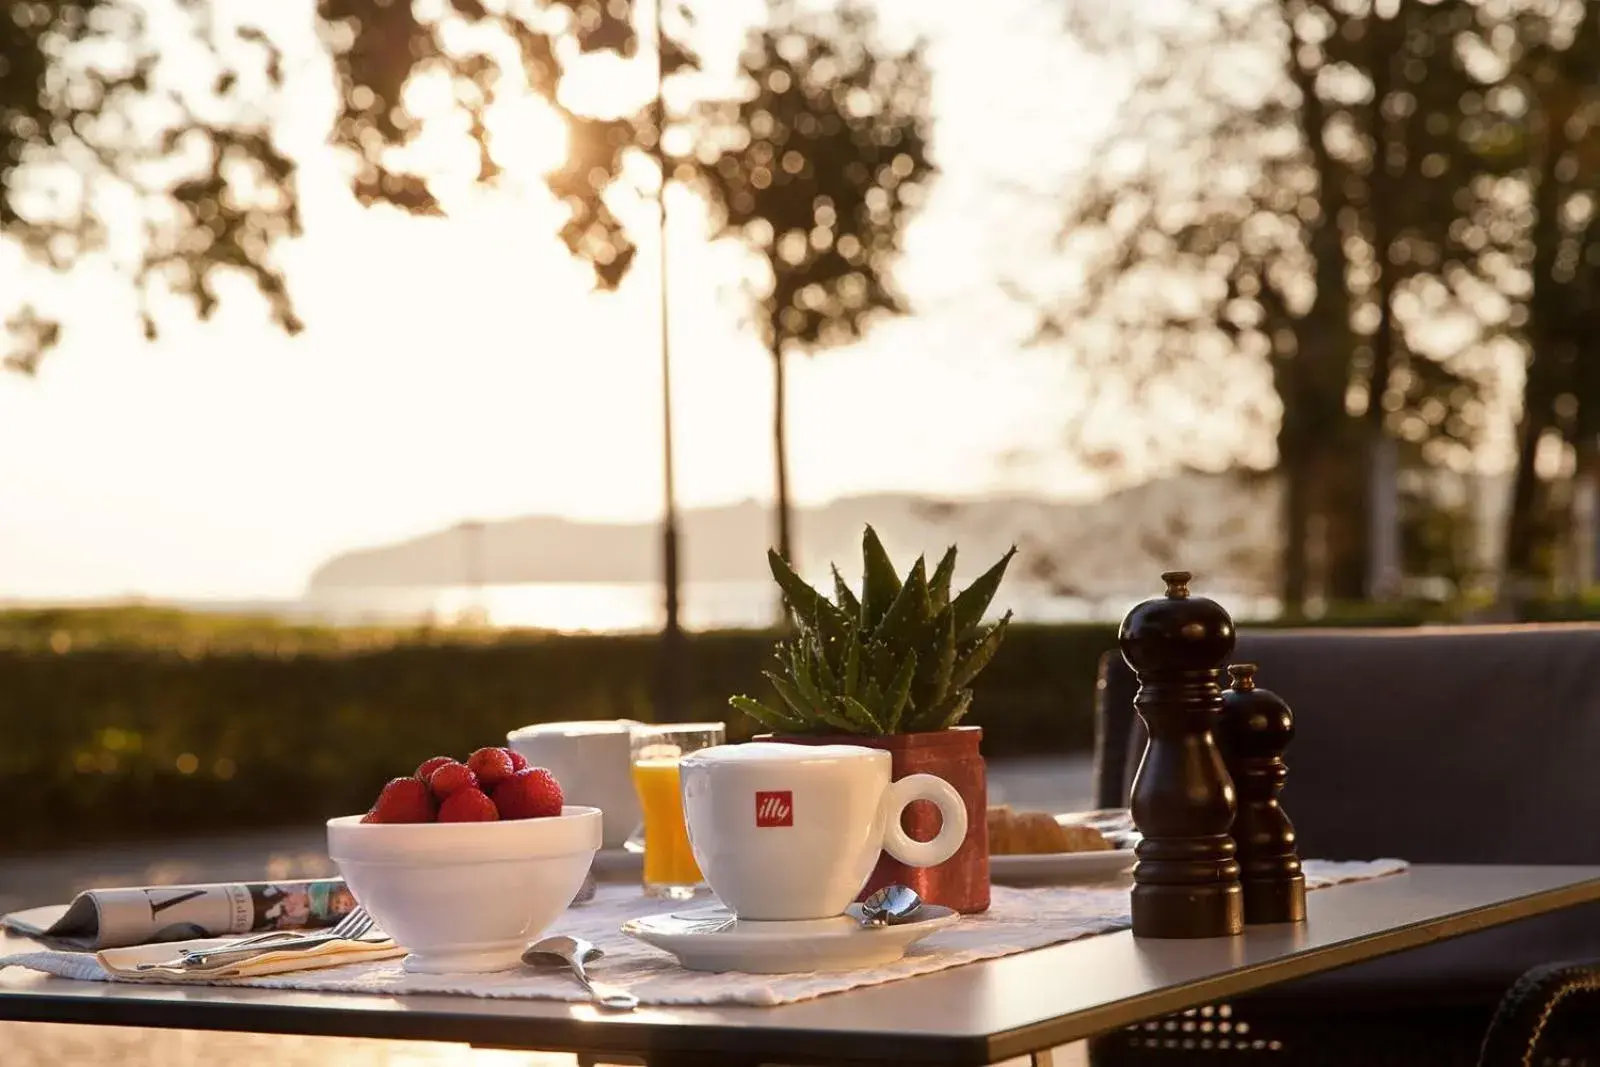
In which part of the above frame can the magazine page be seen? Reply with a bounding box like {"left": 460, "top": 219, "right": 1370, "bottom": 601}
{"left": 1, "top": 879, "right": 354, "bottom": 950}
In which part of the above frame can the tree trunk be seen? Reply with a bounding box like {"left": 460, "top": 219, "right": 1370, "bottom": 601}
{"left": 1502, "top": 61, "right": 1575, "bottom": 598}
{"left": 772, "top": 338, "right": 793, "bottom": 566}
{"left": 1570, "top": 435, "right": 1597, "bottom": 592}
{"left": 1504, "top": 410, "right": 1549, "bottom": 585}
{"left": 1364, "top": 10, "right": 1403, "bottom": 602}
{"left": 1286, "top": 29, "right": 1364, "bottom": 605}
{"left": 1281, "top": 444, "right": 1310, "bottom": 619}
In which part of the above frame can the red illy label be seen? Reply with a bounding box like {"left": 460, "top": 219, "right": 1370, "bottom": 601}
{"left": 755, "top": 791, "right": 793, "bottom": 827}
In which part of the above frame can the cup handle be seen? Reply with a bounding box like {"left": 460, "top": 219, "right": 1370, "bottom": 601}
{"left": 880, "top": 773, "right": 969, "bottom": 868}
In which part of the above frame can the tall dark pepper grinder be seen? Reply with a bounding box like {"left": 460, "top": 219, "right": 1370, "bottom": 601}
{"left": 1119, "top": 571, "right": 1243, "bottom": 938}
{"left": 1218, "top": 664, "right": 1307, "bottom": 925}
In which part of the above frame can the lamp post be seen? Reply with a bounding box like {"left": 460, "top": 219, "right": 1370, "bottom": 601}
{"left": 653, "top": 0, "right": 684, "bottom": 721}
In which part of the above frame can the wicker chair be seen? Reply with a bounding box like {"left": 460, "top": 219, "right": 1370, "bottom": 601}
{"left": 1089, "top": 625, "right": 1600, "bottom": 1066}
{"left": 1476, "top": 960, "right": 1600, "bottom": 1067}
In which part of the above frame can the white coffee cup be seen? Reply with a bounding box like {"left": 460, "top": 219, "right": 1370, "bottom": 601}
{"left": 506, "top": 720, "right": 640, "bottom": 849}
{"left": 679, "top": 742, "right": 968, "bottom": 921}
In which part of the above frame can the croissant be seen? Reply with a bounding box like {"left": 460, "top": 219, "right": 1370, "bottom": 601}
{"left": 987, "top": 805, "right": 1112, "bottom": 855}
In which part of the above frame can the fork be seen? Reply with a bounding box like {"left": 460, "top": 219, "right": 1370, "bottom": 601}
{"left": 184, "top": 906, "right": 372, "bottom": 960}
{"left": 179, "top": 909, "right": 379, "bottom": 969}
{"left": 136, "top": 907, "right": 376, "bottom": 971}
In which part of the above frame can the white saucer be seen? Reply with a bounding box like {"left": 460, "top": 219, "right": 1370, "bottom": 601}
{"left": 989, "top": 849, "right": 1136, "bottom": 886}
{"left": 622, "top": 903, "right": 958, "bottom": 973}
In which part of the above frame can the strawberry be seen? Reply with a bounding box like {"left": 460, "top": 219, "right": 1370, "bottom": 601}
{"left": 428, "top": 761, "right": 477, "bottom": 798}
{"left": 505, "top": 748, "right": 528, "bottom": 772}
{"left": 494, "top": 767, "right": 563, "bottom": 820}
{"left": 467, "top": 747, "right": 516, "bottom": 792}
{"left": 367, "top": 776, "right": 436, "bottom": 823}
{"left": 438, "top": 787, "right": 499, "bottom": 822}
{"left": 416, "top": 756, "right": 454, "bottom": 780}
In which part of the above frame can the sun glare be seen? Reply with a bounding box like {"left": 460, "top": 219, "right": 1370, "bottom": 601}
{"left": 485, "top": 95, "right": 570, "bottom": 179}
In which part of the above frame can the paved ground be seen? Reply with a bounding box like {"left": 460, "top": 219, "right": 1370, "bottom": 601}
{"left": 1, "top": 756, "right": 1095, "bottom": 1066}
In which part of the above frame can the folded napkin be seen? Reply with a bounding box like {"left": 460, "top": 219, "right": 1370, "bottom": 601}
{"left": 4, "top": 935, "right": 407, "bottom": 984}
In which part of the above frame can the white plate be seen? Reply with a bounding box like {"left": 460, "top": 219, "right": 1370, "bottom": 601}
{"left": 989, "top": 849, "right": 1136, "bottom": 886}
{"left": 622, "top": 903, "right": 958, "bottom": 973}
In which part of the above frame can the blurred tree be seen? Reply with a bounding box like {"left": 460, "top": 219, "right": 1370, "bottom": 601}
{"left": 1028, "top": 0, "right": 1506, "bottom": 612}
{"left": 1492, "top": 1, "right": 1600, "bottom": 594}
{"left": 1, "top": 0, "right": 302, "bottom": 373}
{"left": 692, "top": 4, "right": 933, "bottom": 565}
{"left": 318, "top": 0, "right": 682, "bottom": 285}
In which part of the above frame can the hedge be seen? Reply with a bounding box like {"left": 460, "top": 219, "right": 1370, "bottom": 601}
{"left": 0, "top": 594, "right": 1501, "bottom": 853}
{"left": 1, "top": 624, "right": 1118, "bottom": 852}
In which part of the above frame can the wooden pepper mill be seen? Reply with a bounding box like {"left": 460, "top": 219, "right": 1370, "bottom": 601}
{"left": 1219, "top": 664, "right": 1307, "bottom": 925}
{"left": 1118, "top": 571, "right": 1243, "bottom": 938}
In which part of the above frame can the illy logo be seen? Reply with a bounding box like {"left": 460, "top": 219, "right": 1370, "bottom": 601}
{"left": 755, "top": 791, "right": 793, "bottom": 828}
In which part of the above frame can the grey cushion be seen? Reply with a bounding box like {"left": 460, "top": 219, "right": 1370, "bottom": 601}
{"left": 1093, "top": 624, "right": 1600, "bottom": 996}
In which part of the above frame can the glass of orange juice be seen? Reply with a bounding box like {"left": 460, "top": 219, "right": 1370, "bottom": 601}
{"left": 630, "top": 722, "right": 725, "bottom": 899}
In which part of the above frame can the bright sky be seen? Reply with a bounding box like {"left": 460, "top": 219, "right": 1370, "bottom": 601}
{"left": 0, "top": 0, "right": 1122, "bottom": 600}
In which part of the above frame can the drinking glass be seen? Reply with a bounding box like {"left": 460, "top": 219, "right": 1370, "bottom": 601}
{"left": 630, "top": 722, "right": 725, "bottom": 899}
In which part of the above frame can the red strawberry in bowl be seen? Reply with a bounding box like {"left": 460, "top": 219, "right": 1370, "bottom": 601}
{"left": 505, "top": 748, "right": 528, "bottom": 772}
{"left": 439, "top": 787, "right": 499, "bottom": 822}
{"left": 364, "top": 777, "right": 436, "bottom": 824}
{"left": 428, "top": 761, "right": 478, "bottom": 798}
{"left": 467, "top": 747, "right": 517, "bottom": 792}
{"left": 494, "top": 767, "right": 564, "bottom": 820}
{"left": 416, "top": 756, "right": 454, "bottom": 780}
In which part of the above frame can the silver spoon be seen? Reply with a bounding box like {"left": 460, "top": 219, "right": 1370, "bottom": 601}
{"left": 522, "top": 935, "right": 639, "bottom": 1011}
{"left": 860, "top": 884, "right": 923, "bottom": 928}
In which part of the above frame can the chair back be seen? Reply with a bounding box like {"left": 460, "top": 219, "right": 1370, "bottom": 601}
{"left": 1096, "top": 625, "right": 1600, "bottom": 862}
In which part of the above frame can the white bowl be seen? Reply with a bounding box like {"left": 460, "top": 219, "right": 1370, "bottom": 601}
{"left": 506, "top": 720, "right": 640, "bottom": 850}
{"left": 327, "top": 806, "right": 601, "bottom": 973}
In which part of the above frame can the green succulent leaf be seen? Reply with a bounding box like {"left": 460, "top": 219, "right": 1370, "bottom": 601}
{"left": 863, "top": 676, "right": 885, "bottom": 718}
{"left": 840, "top": 696, "right": 886, "bottom": 735}
{"left": 876, "top": 556, "right": 930, "bottom": 649}
{"left": 832, "top": 565, "right": 861, "bottom": 618}
{"left": 883, "top": 651, "right": 918, "bottom": 733}
{"left": 859, "top": 525, "right": 902, "bottom": 632}
{"left": 928, "top": 611, "right": 957, "bottom": 709}
{"left": 928, "top": 546, "right": 957, "bottom": 612}
{"left": 764, "top": 670, "right": 811, "bottom": 719}
{"left": 812, "top": 697, "right": 867, "bottom": 734}
{"left": 843, "top": 632, "right": 861, "bottom": 696}
{"left": 950, "top": 611, "right": 1012, "bottom": 691}
{"left": 950, "top": 545, "right": 1017, "bottom": 639}
{"left": 808, "top": 608, "right": 842, "bottom": 689}
{"left": 934, "top": 688, "right": 974, "bottom": 729}
{"left": 868, "top": 637, "right": 899, "bottom": 694}
{"left": 787, "top": 643, "right": 827, "bottom": 711}
{"left": 769, "top": 549, "right": 847, "bottom": 635}
{"left": 729, "top": 694, "right": 803, "bottom": 732}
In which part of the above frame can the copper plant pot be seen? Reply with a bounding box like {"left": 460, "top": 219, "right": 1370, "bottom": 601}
{"left": 753, "top": 726, "right": 989, "bottom": 914}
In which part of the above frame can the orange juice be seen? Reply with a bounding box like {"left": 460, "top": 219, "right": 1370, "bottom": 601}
{"left": 632, "top": 757, "right": 703, "bottom": 887}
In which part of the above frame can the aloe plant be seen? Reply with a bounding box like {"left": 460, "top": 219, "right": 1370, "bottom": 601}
{"left": 730, "top": 526, "right": 1015, "bottom": 736}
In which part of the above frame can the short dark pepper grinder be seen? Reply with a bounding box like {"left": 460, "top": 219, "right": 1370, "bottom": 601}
{"left": 1218, "top": 664, "right": 1307, "bottom": 925}
{"left": 1118, "top": 571, "right": 1243, "bottom": 938}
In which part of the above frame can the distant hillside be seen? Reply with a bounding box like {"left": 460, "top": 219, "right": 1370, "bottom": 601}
{"left": 306, "top": 473, "right": 1285, "bottom": 597}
